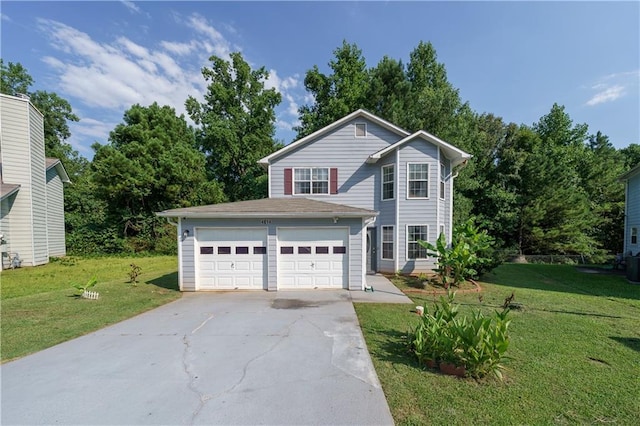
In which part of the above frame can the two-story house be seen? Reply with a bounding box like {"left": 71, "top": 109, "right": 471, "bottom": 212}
{"left": 158, "top": 110, "right": 471, "bottom": 291}
{"left": 1, "top": 93, "right": 70, "bottom": 269}
{"left": 620, "top": 163, "right": 640, "bottom": 257}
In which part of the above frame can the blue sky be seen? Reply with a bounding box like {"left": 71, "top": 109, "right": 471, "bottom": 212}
{"left": 2, "top": 1, "right": 638, "bottom": 157}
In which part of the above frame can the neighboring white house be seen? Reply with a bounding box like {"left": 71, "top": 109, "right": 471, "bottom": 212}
{"left": 158, "top": 109, "right": 471, "bottom": 291}
{"left": 0, "top": 93, "right": 70, "bottom": 268}
{"left": 620, "top": 163, "right": 640, "bottom": 256}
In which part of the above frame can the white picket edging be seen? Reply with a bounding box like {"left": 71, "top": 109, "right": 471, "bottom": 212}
{"left": 82, "top": 290, "right": 100, "bottom": 300}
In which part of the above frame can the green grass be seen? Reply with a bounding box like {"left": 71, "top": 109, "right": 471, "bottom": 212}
{"left": 1, "top": 256, "right": 181, "bottom": 362}
{"left": 355, "top": 264, "right": 640, "bottom": 425}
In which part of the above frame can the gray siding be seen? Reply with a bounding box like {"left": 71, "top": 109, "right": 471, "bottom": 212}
{"left": 179, "top": 217, "right": 364, "bottom": 291}
{"left": 46, "top": 168, "right": 66, "bottom": 257}
{"left": 0, "top": 95, "right": 37, "bottom": 266}
{"left": 270, "top": 118, "right": 403, "bottom": 210}
{"left": 29, "top": 105, "right": 48, "bottom": 265}
{"left": 397, "top": 139, "right": 439, "bottom": 273}
{"left": 625, "top": 172, "right": 640, "bottom": 255}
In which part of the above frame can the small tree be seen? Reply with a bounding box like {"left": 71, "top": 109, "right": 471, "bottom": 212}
{"left": 419, "top": 219, "right": 495, "bottom": 286}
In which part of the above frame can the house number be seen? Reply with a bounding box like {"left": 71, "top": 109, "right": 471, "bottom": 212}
{"left": 260, "top": 219, "right": 272, "bottom": 224}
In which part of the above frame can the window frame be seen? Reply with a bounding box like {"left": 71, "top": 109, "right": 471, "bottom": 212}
{"left": 406, "top": 163, "right": 429, "bottom": 199}
{"left": 632, "top": 227, "right": 638, "bottom": 245}
{"left": 439, "top": 163, "right": 446, "bottom": 200}
{"left": 381, "top": 225, "right": 394, "bottom": 260}
{"left": 381, "top": 164, "right": 395, "bottom": 201}
{"left": 293, "top": 167, "right": 329, "bottom": 195}
{"left": 406, "top": 224, "right": 429, "bottom": 260}
{"left": 355, "top": 123, "right": 367, "bottom": 137}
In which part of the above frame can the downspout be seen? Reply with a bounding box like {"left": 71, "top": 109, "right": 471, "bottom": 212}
{"left": 450, "top": 159, "right": 469, "bottom": 243}
{"left": 395, "top": 148, "right": 400, "bottom": 274}
{"left": 164, "top": 216, "right": 182, "bottom": 291}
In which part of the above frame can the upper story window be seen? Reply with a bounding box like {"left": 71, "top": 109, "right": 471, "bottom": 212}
{"left": 294, "top": 167, "right": 329, "bottom": 194}
{"left": 632, "top": 227, "right": 638, "bottom": 245}
{"left": 407, "top": 163, "right": 429, "bottom": 199}
{"left": 440, "top": 163, "right": 446, "bottom": 199}
{"left": 382, "top": 164, "right": 395, "bottom": 200}
{"left": 355, "top": 123, "right": 367, "bottom": 137}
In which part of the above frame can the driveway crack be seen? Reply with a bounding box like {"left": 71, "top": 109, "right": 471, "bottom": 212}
{"left": 182, "top": 334, "right": 210, "bottom": 425}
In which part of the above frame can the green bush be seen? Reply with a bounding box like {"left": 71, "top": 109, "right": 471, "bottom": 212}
{"left": 409, "top": 293, "right": 511, "bottom": 380}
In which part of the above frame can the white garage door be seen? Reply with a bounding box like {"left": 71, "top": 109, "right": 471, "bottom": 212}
{"left": 197, "top": 228, "right": 267, "bottom": 290}
{"left": 278, "top": 228, "right": 348, "bottom": 289}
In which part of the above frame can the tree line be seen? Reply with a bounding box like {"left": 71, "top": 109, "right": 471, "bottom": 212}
{"left": 1, "top": 42, "right": 638, "bottom": 260}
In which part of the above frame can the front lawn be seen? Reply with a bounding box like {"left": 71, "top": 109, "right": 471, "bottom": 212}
{"left": 355, "top": 264, "right": 640, "bottom": 425}
{"left": 1, "top": 256, "right": 180, "bottom": 362}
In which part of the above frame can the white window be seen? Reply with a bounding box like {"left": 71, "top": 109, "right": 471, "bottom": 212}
{"left": 632, "top": 227, "right": 638, "bottom": 245}
{"left": 294, "top": 168, "right": 329, "bottom": 194}
{"left": 440, "top": 163, "right": 446, "bottom": 199}
{"left": 355, "top": 123, "right": 367, "bottom": 137}
{"left": 382, "top": 226, "right": 394, "bottom": 260}
{"left": 407, "top": 225, "right": 428, "bottom": 259}
{"left": 407, "top": 163, "right": 429, "bottom": 198}
{"left": 382, "top": 164, "right": 394, "bottom": 200}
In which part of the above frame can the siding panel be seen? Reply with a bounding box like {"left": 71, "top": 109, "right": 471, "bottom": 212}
{"left": 46, "top": 168, "right": 66, "bottom": 257}
{"left": 626, "top": 173, "right": 640, "bottom": 255}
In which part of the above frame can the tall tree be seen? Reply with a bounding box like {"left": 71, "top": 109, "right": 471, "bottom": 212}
{"left": 92, "top": 103, "right": 224, "bottom": 251}
{"left": 295, "top": 41, "right": 370, "bottom": 138}
{"left": 0, "top": 59, "right": 33, "bottom": 95}
{"left": 186, "top": 52, "right": 281, "bottom": 201}
{"left": 365, "top": 56, "right": 410, "bottom": 124}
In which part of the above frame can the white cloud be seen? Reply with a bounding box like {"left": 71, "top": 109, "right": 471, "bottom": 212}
{"left": 586, "top": 85, "right": 625, "bottom": 106}
{"left": 121, "top": 1, "right": 141, "bottom": 14}
{"left": 585, "top": 70, "right": 639, "bottom": 107}
{"left": 160, "top": 40, "right": 197, "bottom": 56}
{"left": 1, "top": 13, "right": 11, "bottom": 22}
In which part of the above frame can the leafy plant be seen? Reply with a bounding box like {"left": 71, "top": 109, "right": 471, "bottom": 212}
{"left": 408, "top": 292, "right": 511, "bottom": 380}
{"left": 128, "top": 263, "right": 142, "bottom": 285}
{"left": 72, "top": 276, "right": 98, "bottom": 296}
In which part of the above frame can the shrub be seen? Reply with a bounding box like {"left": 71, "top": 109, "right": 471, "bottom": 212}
{"left": 409, "top": 292, "right": 511, "bottom": 380}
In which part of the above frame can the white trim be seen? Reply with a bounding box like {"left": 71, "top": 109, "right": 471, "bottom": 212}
{"left": 362, "top": 219, "right": 367, "bottom": 289}
{"left": 178, "top": 218, "right": 184, "bottom": 291}
{"left": 449, "top": 162, "right": 454, "bottom": 243}
{"left": 439, "top": 161, "right": 446, "bottom": 201}
{"left": 405, "top": 224, "right": 429, "bottom": 261}
{"left": 395, "top": 148, "right": 400, "bottom": 272}
{"left": 355, "top": 122, "right": 367, "bottom": 137}
{"left": 436, "top": 150, "right": 441, "bottom": 230}
{"left": 381, "top": 164, "right": 395, "bottom": 201}
{"left": 268, "top": 163, "right": 272, "bottom": 198}
{"left": 381, "top": 225, "right": 394, "bottom": 260}
{"left": 623, "top": 181, "right": 629, "bottom": 255}
{"left": 292, "top": 167, "right": 330, "bottom": 195}
{"left": 367, "top": 129, "right": 472, "bottom": 167}
{"left": 406, "top": 162, "right": 430, "bottom": 200}
{"left": 258, "top": 109, "right": 410, "bottom": 165}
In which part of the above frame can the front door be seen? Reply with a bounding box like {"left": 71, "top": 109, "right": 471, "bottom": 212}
{"left": 366, "top": 228, "right": 377, "bottom": 274}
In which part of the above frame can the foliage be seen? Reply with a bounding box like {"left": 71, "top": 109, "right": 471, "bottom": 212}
{"left": 128, "top": 263, "right": 142, "bottom": 285}
{"left": 409, "top": 292, "right": 511, "bottom": 379}
{"left": 419, "top": 219, "right": 495, "bottom": 286}
{"left": 72, "top": 276, "right": 98, "bottom": 296}
{"left": 91, "top": 103, "right": 224, "bottom": 252}
{"left": 186, "top": 51, "right": 282, "bottom": 201}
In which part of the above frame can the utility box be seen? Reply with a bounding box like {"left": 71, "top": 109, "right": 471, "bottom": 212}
{"left": 626, "top": 256, "right": 640, "bottom": 282}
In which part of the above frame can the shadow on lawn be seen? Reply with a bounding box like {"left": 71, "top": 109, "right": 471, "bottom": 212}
{"left": 146, "top": 272, "right": 179, "bottom": 291}
{"left": 366, "top": 327, "right": 422, "bottom": 369}
{"left": 610, "top": 336, "right": 640, "bottom": 353}
{"left": 481, "top": 264, "right": 640, "bottom": 301}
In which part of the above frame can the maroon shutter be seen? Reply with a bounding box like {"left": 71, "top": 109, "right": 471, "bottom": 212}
{"left": 284, "top": 168, "right": 292, "bottom": 195}
{"left": 330, "top": 168, "right": 338, "bottom": 194}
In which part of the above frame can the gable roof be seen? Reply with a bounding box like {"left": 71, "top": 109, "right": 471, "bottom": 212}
{"left": 0, "top": 183, "right": 20, "bottom": 201}
{"left": 45, "top": 158, "right": 71, "bottom": 183}
{"left": 157, "top": 197, "right": 378, "bottom": 219}
{"left": 258, "top": 109, "right": 410, "bottom": 166}
{"left": 619, "top": 163, "right": 640, "bottom": 182}
{"left": 367, "top": 130, "right": 472, "bottom": 168}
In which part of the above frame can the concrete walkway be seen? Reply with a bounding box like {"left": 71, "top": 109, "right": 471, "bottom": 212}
{"left": 350, "top": 274, "right": 413, "bottom": 304}
{"left": 1, "top": 290, "right": 395, "bottom": 426}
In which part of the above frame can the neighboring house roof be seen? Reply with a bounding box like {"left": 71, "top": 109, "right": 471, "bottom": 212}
{"left": 619, "top": 163, "right": 640, "bottom": 182}
{"left": 367, "top": 130, "right": 472, "bottom": 168}
{"left": 45, "top": 158, "right": 71, "bottom": 183}
{"left": 258, "top": 109, "right": 411, "bottom": 166}
{"left": 0, "top": 183, "right": 21, "bottom": 201}
{"left": 157, "top": 197, "right": 378, "bottom": 219}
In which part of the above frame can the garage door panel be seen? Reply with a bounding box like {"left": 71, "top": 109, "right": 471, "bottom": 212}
{"left": 197, "top": 228, "right": 267, "bottom": 290}
{"left": 277, "top": 228, "right": 348, "bottom": 289}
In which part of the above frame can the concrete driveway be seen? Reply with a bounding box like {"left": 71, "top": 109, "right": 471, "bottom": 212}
{"left": 1, "top": 291, "right": 395, "bottom": 425}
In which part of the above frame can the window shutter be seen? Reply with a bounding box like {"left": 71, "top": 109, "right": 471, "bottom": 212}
{"left": 284, "top": 168, "right": 292, "bottom": 195}
{"left": 330, "top": 168, "right": 338, "bottom": 194}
